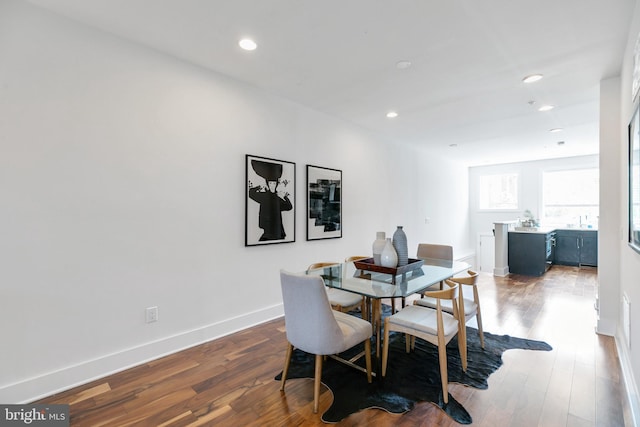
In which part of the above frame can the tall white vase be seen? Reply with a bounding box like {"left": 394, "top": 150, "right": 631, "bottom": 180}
{"left": 380, "top": 238, "right": 398, "bottom": 268}
{"left": 372, "top": 231, "right": 386, "bottom": 265}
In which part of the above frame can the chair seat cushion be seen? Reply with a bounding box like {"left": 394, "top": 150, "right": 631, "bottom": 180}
{"left": 333, "top": 310, "right": 372, "bottom": 350}
{"left": 326, "top": 288, "right": 362, "bottom": 308}
{"left": 415, "top": 296, "right": 477, "bottom": 316}
{"left": 387, "top": 305, "right": 458, "bottom": 337}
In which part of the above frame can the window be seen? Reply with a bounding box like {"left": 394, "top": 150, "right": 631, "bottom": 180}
{"left": 479, "top": 173, "right": 519, "bottom": 210}
{"left": 542, "top": 168, "right": 599, "bottom": 227}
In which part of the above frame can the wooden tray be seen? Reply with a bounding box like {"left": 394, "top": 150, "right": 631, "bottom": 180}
{"left": 353, "top": 257, "right": 424, "bottom": 276}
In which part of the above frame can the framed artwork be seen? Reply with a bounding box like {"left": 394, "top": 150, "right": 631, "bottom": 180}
{"left": 245, "top": 155, "right": 295, "bottom": 246}
{"left": 306, "top": 165, "right": 342, "bottom": 240}
{"left": 629, "top": 104, "right": 640, "bottom": 254}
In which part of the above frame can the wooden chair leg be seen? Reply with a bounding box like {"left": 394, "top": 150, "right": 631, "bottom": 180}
{"left": 474, "top": 287, "right": 485, "bottom": 348}
{"left": 364, "top": 339, "right": 372, "bottom": 383}
{"left": 436, "top": 320, "right": 449, "bottom": 404}
{"left": 405, "top": 333, "right": 411, "bottom": 353}
{"left": 458, "top": 322, "right": 468, "bottom": 372}
{"left": 437, "top": 344, "right": 449, "bottom": 404}
{"left": 476, "top": 309, "right": 485, "bottom": 349}
{"left": 280, "top": 343, "right": 293, "bottom": 391}
{"left": 313, "top": 354, "right": 323, "bottom": 413}
{"left": 437, "top": 338, "right": 449, "bottom": 404}
{"left": 381, "top": 319, "right": 390, "bottom": 377}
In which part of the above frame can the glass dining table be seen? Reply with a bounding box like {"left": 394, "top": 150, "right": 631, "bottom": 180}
{"left": 306, "top": 258, "right": 470, "bottom": 370}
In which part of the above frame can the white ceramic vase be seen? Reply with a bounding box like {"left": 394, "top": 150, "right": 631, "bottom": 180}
{"left": 372, "top": 231, "right": 386, "bottom": 265}
{"left": 380, "top": 238, "right": 398, "bottom": 268}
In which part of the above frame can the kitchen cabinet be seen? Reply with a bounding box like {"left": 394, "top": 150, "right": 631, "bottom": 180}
{"left": 554, "top": 229, "right": 598, "bottom": 266}
{"left": 508, "top": 230, "right": 555, "bottom": 276}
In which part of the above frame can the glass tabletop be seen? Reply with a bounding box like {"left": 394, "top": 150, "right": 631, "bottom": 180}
{"left": 306, "top": 258, "right": 470, "bottom": 299}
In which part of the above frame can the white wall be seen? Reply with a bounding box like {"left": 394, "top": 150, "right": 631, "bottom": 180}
{"left": 598, "top": 76, "right": 621, "bottom": 337}
{"left": 618, "top": 1, "right": 640, "bottom": 421}
{"left": 0, "top": 0, "right": 471, "bottom": 402}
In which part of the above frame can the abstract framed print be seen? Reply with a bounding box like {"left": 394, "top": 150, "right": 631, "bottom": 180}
{"left": 307, "top": 165, "right": 342, "bottom": 240}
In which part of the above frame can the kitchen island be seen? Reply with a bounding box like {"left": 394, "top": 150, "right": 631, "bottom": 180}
{"left": 508, "top": 227, "right": 597, "bottom": 276}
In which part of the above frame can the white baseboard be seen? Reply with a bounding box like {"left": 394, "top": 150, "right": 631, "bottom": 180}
{"left": 596, "top": 318, "right": 617, "bottom": 336}
{"left": 0, "top": 304, "right": 284, "bottom": 404}
{"left": 617, "top": 332, "right": 640, "bottom": 427}
{"left": 493, "top": 266, "right": 509, "bottom": 276}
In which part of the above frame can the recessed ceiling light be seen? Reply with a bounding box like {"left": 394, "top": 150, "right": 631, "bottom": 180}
{"left": 396, "top": 60, "right": 412, "bottom": 70}
{"left": 523, "top": 74, "right": 543, "bottom": 83}
{"left": 549, "top": 128, "right": 563, "bottom": 133}
{"left": 238, "top": 38, "right": 257, "bottom": 51}
{"left": 386, "top": 111, "right": 398, "bottom": 118}
{"left": 538, "top": 105, "right": 554, "bottom": 112}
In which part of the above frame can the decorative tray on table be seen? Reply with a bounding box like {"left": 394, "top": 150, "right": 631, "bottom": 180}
{"left": 353, "top": 258, "right": 424, "bottom": 276}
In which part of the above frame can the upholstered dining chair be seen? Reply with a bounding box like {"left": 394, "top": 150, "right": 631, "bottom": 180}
{"left": 416, "top": 243, "right": 453, "bottom": 261}
{"left": 279, "top": 270, "right": 373, "bottom": 413}
{"left": 415, "top": 270, "right": 484, "bottom": 348}
{"left": 307, "top": 262, "right": 366, "bottom": 315}
{"left": 416, "top": 243, "right": 454, "bottom": 291}
{"left": 381, "top": 279, "right": 465, "bottom": 404}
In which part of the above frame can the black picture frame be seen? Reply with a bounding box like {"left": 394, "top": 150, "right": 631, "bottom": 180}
{"left": 306, "top": 165, "right": 342, "bottom": 240}
{"left": 628, "top": 104, "right": 640, "bottom": 254}
{"left": 245, "top": 155, "right": 295, "bottom": 246}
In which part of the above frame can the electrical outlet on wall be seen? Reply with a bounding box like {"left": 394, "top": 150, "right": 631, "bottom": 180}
{"left": 146, "top": 306, "right": 158, "bottom": 323}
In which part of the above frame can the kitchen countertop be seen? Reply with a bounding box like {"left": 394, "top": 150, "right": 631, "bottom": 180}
{"left": 510, "top": 226, "right": 598, "bottom": 234}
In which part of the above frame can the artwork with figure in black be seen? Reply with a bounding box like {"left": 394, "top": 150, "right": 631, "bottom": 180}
{"left": 245, "top": 155, "right": 295, "bottom": 246}
{"left": 307, "top": 165, "right": 342, "bottom": 240}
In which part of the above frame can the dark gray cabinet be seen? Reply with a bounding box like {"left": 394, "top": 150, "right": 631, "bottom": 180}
{"left": 508, "top": 231, "right": 555, "bottom": 276}
{"left": 554, "top": 230, "right": 598, "bottom": 266}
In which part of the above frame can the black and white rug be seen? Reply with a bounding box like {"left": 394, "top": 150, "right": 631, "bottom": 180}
{"left": 275, "top": 324, "right": 552, "bottom": 423}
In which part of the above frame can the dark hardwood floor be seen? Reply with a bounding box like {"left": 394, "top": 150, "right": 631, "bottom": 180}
{"left": 37, "top": 265, "right": 629, "bottom": 426}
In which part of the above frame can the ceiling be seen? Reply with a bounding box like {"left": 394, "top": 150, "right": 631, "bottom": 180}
{"left": 27, "top": 0, "right": 636, "bottom": 166}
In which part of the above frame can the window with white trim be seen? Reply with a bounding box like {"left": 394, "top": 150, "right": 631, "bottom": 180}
{"left": 542, "top": 168, "right": 599, "bottom": 227}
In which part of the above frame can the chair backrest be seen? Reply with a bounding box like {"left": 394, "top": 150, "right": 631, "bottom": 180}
{"left": 424, "top": 279, "right": 460, "bottom": 324}
{"left": 450, "top": 270, "right": 478, "bottom": 286}
{"left": 345, "top": 256, "right": 368, "bottom": 262}
{"left": 307, "top": 262, "right": 339, "bottom": 272}
{"left": 280, "top": 270, "right": 346, "bottom": 355}
{"left": 417, "top": 243, "right": 453, "bottom": 261}
{"left": 424, "top": 279, "right": 459, "bottom": 303}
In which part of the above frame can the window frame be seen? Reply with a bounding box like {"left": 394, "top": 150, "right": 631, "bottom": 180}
{"left": 540, "top": 166, "right": 599, "bottom": 228}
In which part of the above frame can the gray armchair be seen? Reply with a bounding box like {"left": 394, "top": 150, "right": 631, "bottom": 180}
{"left": 279, "top": 270, "right": 372, "bottom": 413}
